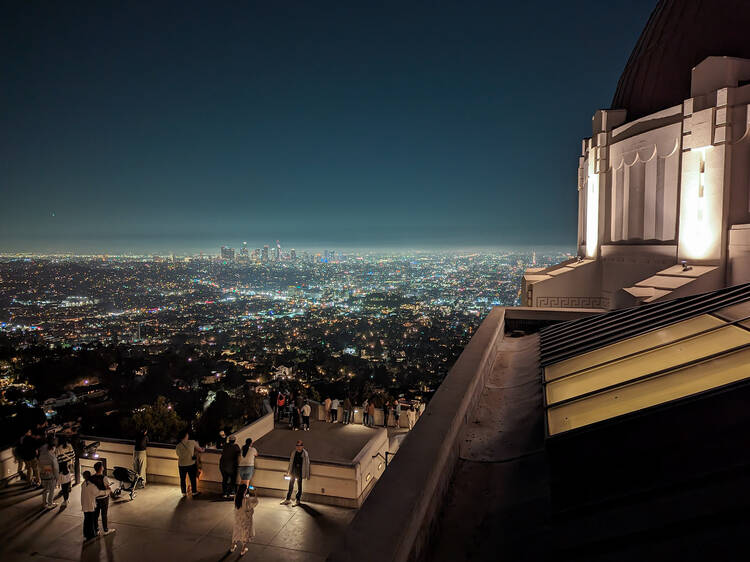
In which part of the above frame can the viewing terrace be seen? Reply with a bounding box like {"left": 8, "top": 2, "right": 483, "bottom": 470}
{"left": 0, "top": 480, "right": 355, "bottom": 561}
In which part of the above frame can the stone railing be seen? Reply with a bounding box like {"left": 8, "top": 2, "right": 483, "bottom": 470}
{"left": 0, "top": 446, "right": 20, "bottom": 485}
{"left": 328, "top": 306, "right": 508, "bottom": 562}
{"left": 80, "top": 408, "right": 387, "bottom": 507}
{"left": 228, "top": 411, "right": 275, "bottom": 447}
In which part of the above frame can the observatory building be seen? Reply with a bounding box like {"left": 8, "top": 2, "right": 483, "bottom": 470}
{"left": 523, "top": 0, "right": 750, "bottom": 309}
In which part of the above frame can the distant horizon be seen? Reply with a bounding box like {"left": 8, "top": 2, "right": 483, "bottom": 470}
{"left": 0, "top": 242, "right": 575, "bottom": 257}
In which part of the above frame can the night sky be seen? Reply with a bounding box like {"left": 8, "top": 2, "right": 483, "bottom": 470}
{"left": 1, "top": 1, "right": 656, "bottom": 254}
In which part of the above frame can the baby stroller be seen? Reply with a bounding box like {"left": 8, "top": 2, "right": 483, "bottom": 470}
{"left": 112, "top": 466, "right": 143, "bottom": 501}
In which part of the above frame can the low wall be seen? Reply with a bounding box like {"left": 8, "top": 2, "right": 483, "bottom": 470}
{"left": 0, "top": 447, "right": 19, "bottom": 485}
{"left": 328, "top": 307, "right": 508, "bottom": 562}
{"left": 229, "top": 411, "right": 275, "bottom": 446}
{"left": 81, "top": 408, "right": 385, "bottom": 507}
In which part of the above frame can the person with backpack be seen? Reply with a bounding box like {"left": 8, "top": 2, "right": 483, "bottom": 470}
{"left": 230, "top": 483, "right": 259, "bottom": 556}
{"left": 176, "top": 429, "right": 204, "bottom": 497}
{"left": 38, "top": 436, "right": 59, "bottom": 509}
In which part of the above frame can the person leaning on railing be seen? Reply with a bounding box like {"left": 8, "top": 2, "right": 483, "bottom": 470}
{"left": 176, "top": 429, "right": 204, "bottom": 497}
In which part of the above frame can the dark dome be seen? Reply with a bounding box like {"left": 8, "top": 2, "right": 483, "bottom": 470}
{"left": 612, "top": 0, "right": 750, "bottom": 120}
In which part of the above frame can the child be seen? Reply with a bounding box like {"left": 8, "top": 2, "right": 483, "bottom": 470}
{"left": 230, "top": 484, "right": 259, "bottom": 556}
{"left": 59, "top": 460, "right": 73, "bottom": 507}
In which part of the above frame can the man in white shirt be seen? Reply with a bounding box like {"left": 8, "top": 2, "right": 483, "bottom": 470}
{"left": 81, "top": 471, "right": 100, "bottom": 540}
{"left": 301, "top": 402, "right": 312, "bottom": 431}
{"left": 330, "top": 398, "right": 339, "bottom": 423}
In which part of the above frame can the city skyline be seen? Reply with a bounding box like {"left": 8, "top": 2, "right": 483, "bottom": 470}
{"left": 1, "top": 1, "right": 655, "bottom": 254}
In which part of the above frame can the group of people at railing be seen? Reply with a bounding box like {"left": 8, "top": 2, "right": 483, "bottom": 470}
{"left": 271, "top": 388, "right": 422, "bottom": 431}
{"left": 10, "top": 422, "right": 314, "bottom": 557}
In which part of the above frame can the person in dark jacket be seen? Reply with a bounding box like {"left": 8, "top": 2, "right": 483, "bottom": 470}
{"left": 220, "top": 435, "right": 241, "bottom": 499}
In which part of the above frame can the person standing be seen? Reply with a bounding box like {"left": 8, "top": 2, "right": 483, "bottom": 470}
{"left": 39, "top": 436, "right": 59, "bottom": 508}
{"left": 58, "top": 460, "right": 73, "bottom": 508}
{"left": 407, "top": 405, "right": 417, "bottom": 430}
{"left": 323, "top": 397, "right": 332, "bottom": 423}
{"left": 133, "top": 429, "right": 148, "bottom": 487}
{"left": 220, "top": 435, "right": 241, "bottom": 498}
{"left": 301, "top": 401, "right": 311, "bottom": 431}
{"left": 330, "top": 398, "right": 339, "bottom": 423}
{"left": 176, "top": 430, "right": 204, "bottom": 497}
{"left": 91, "top": 462, "right": 115, "bottom": 535}
{"left": 230, "top": 483, "right": 259, "bottom": 556}
{"left": 275, "top": 392, "right": 286, "bottom": 422}
{"left": 382, "top": 400, "right": 390, "bottom": 428}
{"left": 81, "top": 471, "right": 99, "bottom": 541}
{"left": 362, "top": 399, "right": 369, "bottom": 426}
{"left": 281, "top": 440, "right": 310, "bottom": 506}
{"left": 343, "top": 397, "right": 352, "bottom": 425}
{"left": 367, "top": 401, "right": 376, "bottom": 428}
{"left": 238, "top": 438, "right": 258, "bottom": 485}
{"left": 56, "top": 436, "right": 75, "bottom": 477}
{"left": 394, "top": 401, "right": 402, "bottom": 428}
{"left": 292, "top": 402, "right": 301, "bottom": 431}
{"left": 19, "top": 428, "right": 40, "bottom": 487}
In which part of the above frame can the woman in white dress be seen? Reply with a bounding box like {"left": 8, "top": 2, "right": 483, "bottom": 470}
{"left": 230, "top": 483, "right": 259, "bottom": 556}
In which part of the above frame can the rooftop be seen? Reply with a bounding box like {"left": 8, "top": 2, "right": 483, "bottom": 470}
{"left": 0, "top": 481, "right": 355, "bottom": 561}
{"left": 255, "top": 422, "right": 389, "bottom": 465}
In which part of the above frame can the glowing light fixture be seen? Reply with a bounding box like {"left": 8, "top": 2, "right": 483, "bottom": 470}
{"left": 585, "top": 173, "right": 599, "bottom": 258}
{"left": 681, "top": 147, "right": 714, "bottom": 260}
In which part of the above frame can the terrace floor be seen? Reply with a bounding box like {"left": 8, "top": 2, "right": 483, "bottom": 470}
{"left": 0, "top": 480, "right": 356, "bottom": 562}
{"left": 256, "top": 420, "right": 391, "bottom": 464}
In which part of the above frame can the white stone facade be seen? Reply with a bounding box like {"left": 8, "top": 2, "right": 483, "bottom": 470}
{"left": 525, "top": 56, "right": 750, "bottom": 309}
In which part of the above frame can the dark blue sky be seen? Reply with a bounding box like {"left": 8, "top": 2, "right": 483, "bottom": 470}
{"left": 1, "top": 1, "right": 656, "bottom": 254}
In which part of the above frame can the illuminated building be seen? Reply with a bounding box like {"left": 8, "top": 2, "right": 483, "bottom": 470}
{"left": 274, "top": 240, "right": 281, "bottom": 261}
{"left": 261, "top": 245, "right": 269, "bottom": 263}
{"left": 238, "top": 243, "right": 249, "bottom": 263}
{"left": 220, "top": 246, "right": 235, "bottom": 261}
{"left": 523, "top": 0, "right": 750, "bottom": 310}
{"left": 290, "top": 248, "right": 297, "bottom": 260}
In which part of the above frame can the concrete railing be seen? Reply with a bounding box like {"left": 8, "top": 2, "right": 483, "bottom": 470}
{"left": 328, "top": 307, "right": 508, "bottom": 562}
{"left": 229, "top": 411, "right": 274, "bottom": 446}
{"left": 81, "top": 408, "right": 389, "bottom": 507}
{"left": 0, "top": 447, "right": 20, "bottom": 485}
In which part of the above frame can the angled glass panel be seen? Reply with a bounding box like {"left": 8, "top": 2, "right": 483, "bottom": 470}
{"left": 546, "top": 324, "right": 750, "bottom": 405}
{"left": 547, "top": 347, "right": 750, "bottom": 435}
{"left": 713, "top": 301, "right": 750, "bottom": 322}
{"left": 544, "top": 314, "right": 726, "bottom": 382}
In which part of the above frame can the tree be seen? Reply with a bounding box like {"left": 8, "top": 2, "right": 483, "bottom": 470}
{"left": 124, "top": 396, "right": 183, "bottom": 443}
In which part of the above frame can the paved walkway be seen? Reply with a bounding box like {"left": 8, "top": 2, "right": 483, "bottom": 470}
{"left": 0, "top": 480, "right": 356, "bottom": 562}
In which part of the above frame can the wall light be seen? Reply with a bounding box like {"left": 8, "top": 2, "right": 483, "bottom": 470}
{"left": 681, "top": 146, "right": 715, "bottom": 260}
{"left": 585, "top": 173, "right": 599, "bottom": 258}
